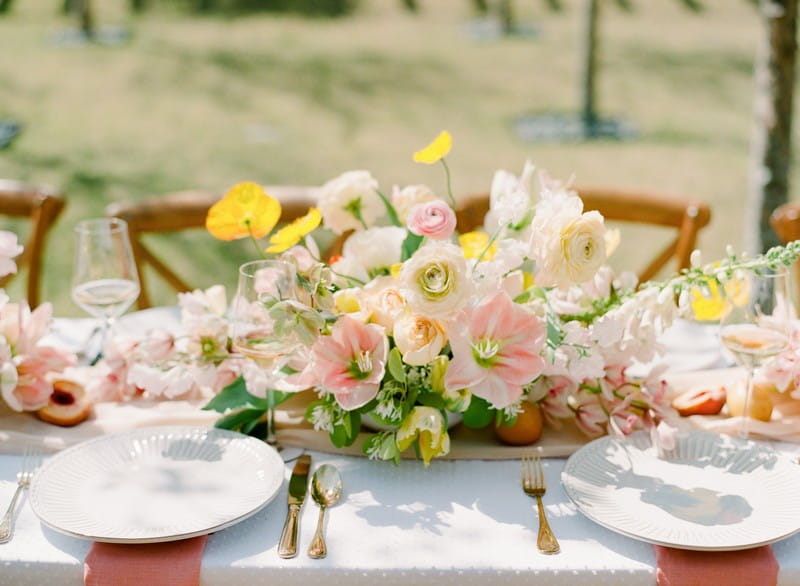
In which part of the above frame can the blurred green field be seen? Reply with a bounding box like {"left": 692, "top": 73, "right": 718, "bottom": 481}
{"left": 0, "top": 0, "right": 796, "bottom": 314}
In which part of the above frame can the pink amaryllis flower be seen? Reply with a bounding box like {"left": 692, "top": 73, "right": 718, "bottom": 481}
{"left": 311, "top": 315, "right": 388, "bottom": 410}
{"left": 445, "top": 291, "right": 545, "bottom": 408}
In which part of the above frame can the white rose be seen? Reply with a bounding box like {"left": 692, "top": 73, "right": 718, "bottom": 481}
{"left": 399, "top": 243, "right": 473, "bottom": 318}
{"left": 393, "top": 312, "right": 446, "bottom": 366}
{"left": 341, "top": 226, "right": 406, "bottom": 278}
{"left": 317, "top": 170, "right": 383, "bottom": 234}
{"left": 391, "top": 184, "right": 437, "bottom": 223}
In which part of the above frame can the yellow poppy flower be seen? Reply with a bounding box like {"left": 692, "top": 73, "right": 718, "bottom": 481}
{"left": 459, "top": 231, "right": 496, "bottom": 261}
{"left": 689, "top": 274, "right": 750, "bottom": 322}
{"left": 206, "top": 182, "right": 281, "bottom": 241}
{"left": 413, "top": 130, "right": 452, "bottom": 164}
{"left": 265, "top": 208, "right": 322, "bottom": 253}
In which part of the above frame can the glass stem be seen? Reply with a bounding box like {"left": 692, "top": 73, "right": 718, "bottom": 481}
{"left": 265, "top": 389, "right": 279, "bottom": 448}
{"left": 740, "top": 367, "right": 754, "bottom": 440}
{"left": 89, "top": 316, "right": 113, "bottom": 366}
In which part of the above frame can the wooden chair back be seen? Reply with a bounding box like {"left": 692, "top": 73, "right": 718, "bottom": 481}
{"left": 769, "top": 201, "right": 800, "bottom": 294}
{"left": 0, "top": 179, "right": 66, "bottom": 307}
{"left": 105, "top": 186, "right": 319, "bottom": 309}
{"left": 456, "top": 186, "right": 711, "bottom": 283}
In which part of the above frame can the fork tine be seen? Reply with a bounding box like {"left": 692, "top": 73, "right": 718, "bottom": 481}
{"left": 534, "top": 454, "right": 543, "bottom": 490}
{"left": 521, "top": 453, "right": 527, "bottom": 489}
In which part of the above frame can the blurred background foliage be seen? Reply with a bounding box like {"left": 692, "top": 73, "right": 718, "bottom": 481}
{"left": 0, "top": 0, "right": 796, "bottom": 315}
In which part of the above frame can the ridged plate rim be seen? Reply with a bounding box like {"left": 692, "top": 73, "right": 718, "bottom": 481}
{"left": 561, "top": 430, "right": 800, "bottom": 551}
{"left": 29, "top": 426, "right": 284, "bottom": 543}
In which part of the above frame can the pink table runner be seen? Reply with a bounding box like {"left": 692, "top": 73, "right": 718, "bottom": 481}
{"left": 654, "top": 544, "right": 778, "bottom": 586}
{"left": 84, "top": 535, "right": 208, "bottom": 586}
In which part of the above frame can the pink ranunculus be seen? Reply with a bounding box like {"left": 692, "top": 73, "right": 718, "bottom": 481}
{"left": 445, "top": 291, "right": 546, "bottom": 409}
{"left": 311, "top": 315, "right": 388, "bottom": 410}
{"left": 406, "top": 199, "right": 457, "bottom": 240}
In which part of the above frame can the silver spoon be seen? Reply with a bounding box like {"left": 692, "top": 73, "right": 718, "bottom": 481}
{"left": 307, "top": 464, "right": 343, "bottom": 559}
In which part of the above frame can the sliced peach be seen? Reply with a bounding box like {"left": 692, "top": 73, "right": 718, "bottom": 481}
{"left": 672, "top": 387, "right": 727, "bottom": 417}
{"left": 36, "top": 379, "right": 92, "bottom": 427}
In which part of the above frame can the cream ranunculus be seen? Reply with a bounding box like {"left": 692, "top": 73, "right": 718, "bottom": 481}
{"left": 399, "top": 243, "right": 473, "bottom": 318}
{"left": 317, "top": 170, "right": 383, "bottom": 235}
{"left": 391, "top": 184, "right": 438, "bottom": 223}
{"left": 392, "top": 312, "right": 446, "bottom": 366}
{"left": 558, "top": 211, "right": 607, "bottom": 284}
{"left": 531, "top": 188, "right": 607, "bottom": 289}
{"left": 396, "top": 406, "right": 450, "bottom": 467}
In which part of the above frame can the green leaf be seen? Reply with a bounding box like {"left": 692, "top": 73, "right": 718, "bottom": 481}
{"left": 401, "top": 232, "right": 424, "bottom": 261}
{"left": 203, "top": 376, "right": 294, "bottom": 413}
{"left": 203, "top": 377, "right": 252, "bottom": 413}
{"left": 375, "top": 188, "right": 402, "bottom": 227}
{"left": 362, "top": 432, "right": 401, "bottom": 465}
{"left": 546, "top": 308, "right": 563, "bottom": 351}
{"left": 462, "top": 396, "right": 494, "bottom": 428}
{"left": 387, "top": 347, "right": 406, "bottom": 383}
{"left": 416, "top": 391, "right": 446, "bottom": 410}
{"left": 213, "top": 407, "right": 266, "bottom": 432}
{"left": 330, "top": 411, "right": 361, "bottom": 448}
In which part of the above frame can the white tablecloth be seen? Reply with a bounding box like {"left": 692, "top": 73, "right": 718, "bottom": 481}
{"left": 1, "top": 311, "right": 800, "bottom": 585}
{"left": 1, "top": 449, "right": 800, "bottom": 586}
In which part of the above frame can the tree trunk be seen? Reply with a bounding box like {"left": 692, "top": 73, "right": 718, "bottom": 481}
{"left": 747, "top": 0, "right": 797, "bottom": 254}
{"left": 580, "top": 0, "right": 599, "bottom": 129}
{"left": 78, "top": 0, "right": 94, "bottom": 36}
{"left": 499, "top": 0, "right": 515, "bottom": 34}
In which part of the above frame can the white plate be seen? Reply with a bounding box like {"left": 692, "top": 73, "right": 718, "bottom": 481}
{"left": 30, "top": 426, "right": 284, "bottom": 543}
{"left": 561, "top": 431, "right": 800, "bottom": 551}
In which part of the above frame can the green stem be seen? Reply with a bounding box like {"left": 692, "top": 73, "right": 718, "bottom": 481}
{"left": 473, "top": 222, "right": 506, "bottom": 265}
{"left": 375, "top": 188, "right": 402, "bottom": 227}
{"left": 440, "top": 158, "right": 457, "bottom": 208}
{"left": 247, "top": 222, "right": 267, "bottom": 258}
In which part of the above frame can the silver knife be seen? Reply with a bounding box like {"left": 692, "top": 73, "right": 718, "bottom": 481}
{"left": 277, "top": 454, "right": 311, "bottom": 558}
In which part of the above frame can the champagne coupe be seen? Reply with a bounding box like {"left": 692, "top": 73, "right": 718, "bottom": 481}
{"left": 71, "top": 218, "right": 140, "bottom": 363}
{"left": 719, "top": 267, "right": 793, "bottom": 439}
{"left": 230, "top": 259, "right": 301, "bottom": 451}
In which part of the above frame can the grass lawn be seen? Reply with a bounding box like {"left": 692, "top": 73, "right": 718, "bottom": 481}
{"left": 0, "top": 0, "right": 796, "bottom": 314}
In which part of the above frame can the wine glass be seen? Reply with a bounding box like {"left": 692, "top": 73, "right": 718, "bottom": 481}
{"left": 71, "top": 218, "right": 140, "bottom": 364}
{"left": 719, "top": 267, "right": 793, "bottom": 438}
{"left": 230, "top": 259, "right": 302, "bottom": 451}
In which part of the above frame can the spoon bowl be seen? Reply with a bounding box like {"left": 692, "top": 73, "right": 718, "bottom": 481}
{"left": 308, "top": 464, "right": 342, "bottom": 559}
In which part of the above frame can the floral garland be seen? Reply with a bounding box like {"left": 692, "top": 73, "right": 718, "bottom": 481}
{"left": 0, "top": 233, "right": 75, "bottom": 412}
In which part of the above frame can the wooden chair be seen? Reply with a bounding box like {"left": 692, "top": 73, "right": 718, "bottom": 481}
{"left": 770, "top": 201, "right": 800, "bottom": 294}
{"left": 0, "top": 179, "right": 66, "bottom": 307}
{"left": 456, "top": 186, "right": 711, "bottom": 283}
{"left": 105, "top": 186, "right": 319, "bottom": 309}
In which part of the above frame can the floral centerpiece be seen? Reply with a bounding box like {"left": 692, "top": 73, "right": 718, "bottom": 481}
{"left": 46, "top": 131, "right": 800, "bottom": 465}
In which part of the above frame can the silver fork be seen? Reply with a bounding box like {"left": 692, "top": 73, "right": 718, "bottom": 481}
{"left": 521, "top": 453, "right": 560, "bottom": 554}
{"left": 0, "top": 447, "right": 41, "bottom": 544}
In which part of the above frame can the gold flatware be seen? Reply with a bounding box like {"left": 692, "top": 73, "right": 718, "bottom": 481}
{"left": 278, "top": 453, "right": 311, "bottom": 558}
{"left": 522, "top": 453, "right": 560, "bottom": 554}
{"left": 307, "top": 464, "right": 343, "bottom": 559}
{"left": 0, "top": 448, "right": 41, "bottom": 544}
